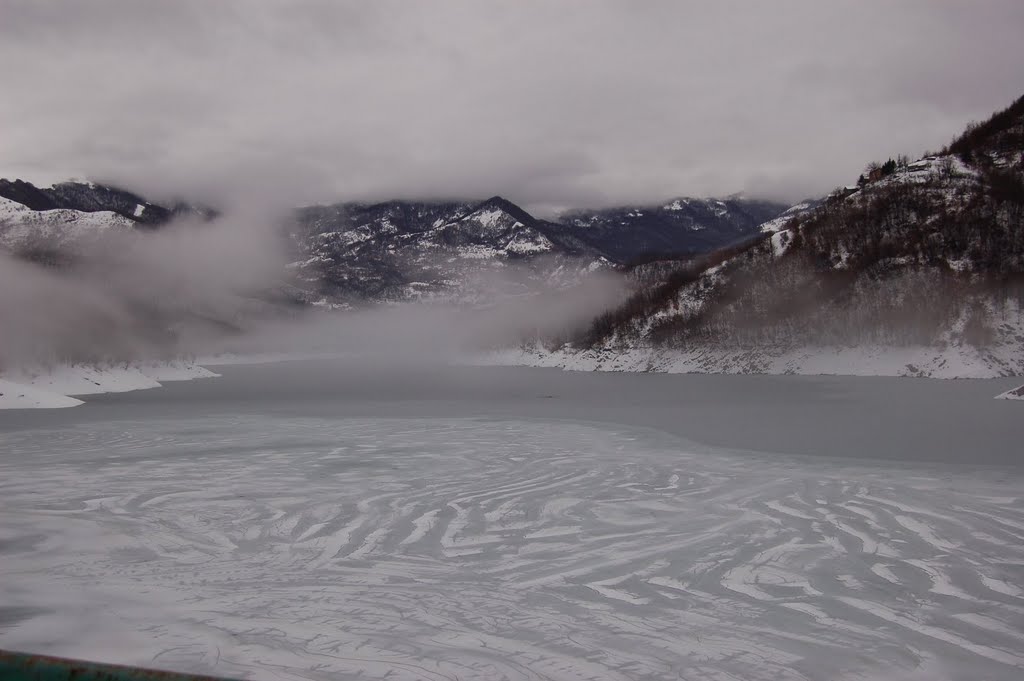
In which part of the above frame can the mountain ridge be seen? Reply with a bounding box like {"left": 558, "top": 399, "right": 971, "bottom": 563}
{"left": 1, "top": 178, "right": 788, "bottom": 304}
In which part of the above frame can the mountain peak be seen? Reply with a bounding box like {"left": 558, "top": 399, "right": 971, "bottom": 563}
{"left": 475, "top": 196, "right": 537, "bottom": 225}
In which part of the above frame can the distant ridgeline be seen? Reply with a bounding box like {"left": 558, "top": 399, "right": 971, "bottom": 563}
{"left": 287, "top": 194, "right": 785, "bottom": 305}
{"left": 0, "top": 178, "right": 212, "bottom": 226}
{"left": 0, "top": 169, "right": 790, "bottom": 368}
{"left": 0, "top": 179, "right": 788, "bottom": 306}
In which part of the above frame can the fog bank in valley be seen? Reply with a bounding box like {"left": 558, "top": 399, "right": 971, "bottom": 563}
{"left": 1, "top": 202, "right": 283, "bottom": 368}
{"left": 0, "top": 206, "right": 628, "bottom": 369}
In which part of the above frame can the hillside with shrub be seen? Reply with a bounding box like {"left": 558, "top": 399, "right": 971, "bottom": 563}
{"left": 506, "top": 95, "right": 1024, "bottom": 377}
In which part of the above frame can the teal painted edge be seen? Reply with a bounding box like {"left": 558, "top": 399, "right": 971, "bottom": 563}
{"left": 0, "top": 650, "right": 241, "bottom": 681}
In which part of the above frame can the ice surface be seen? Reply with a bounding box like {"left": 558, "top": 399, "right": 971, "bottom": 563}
{"left": 2, "top": 364, "right": 1024, "bottom": 681}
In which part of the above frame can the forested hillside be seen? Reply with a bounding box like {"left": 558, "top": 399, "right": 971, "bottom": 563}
{"left": 513, "top": 95, "right": 1024, "bottom": 377}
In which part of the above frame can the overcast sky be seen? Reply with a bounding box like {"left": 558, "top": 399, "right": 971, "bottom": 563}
{"left": 1, "top": 0, "right": 1022, "bottom": 213}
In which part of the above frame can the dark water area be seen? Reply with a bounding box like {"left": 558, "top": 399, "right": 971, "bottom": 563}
{"left": 1, "top": 359, "right": 1020, "bottom": 467}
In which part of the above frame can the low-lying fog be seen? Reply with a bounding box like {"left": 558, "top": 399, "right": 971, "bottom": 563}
{"left": 0, "top": 201, "right": 630, "bottom": 370}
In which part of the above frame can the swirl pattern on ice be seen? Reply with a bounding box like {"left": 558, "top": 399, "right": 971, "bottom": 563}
{"left": 1, "top": 417, "right": 1022, "bottom": 680}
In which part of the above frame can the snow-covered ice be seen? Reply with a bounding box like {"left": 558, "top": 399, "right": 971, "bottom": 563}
{"left": 0, "top": 361, "right": 219, "bottom": 409}
{"left": 996, "top": 385, "right": 1024, "bottom": 400}
{"left": 0, "top": 379, "right": 83, "bottom": 409}
{"left": 1, "top": 362, "right": 1023, "bottom": 680}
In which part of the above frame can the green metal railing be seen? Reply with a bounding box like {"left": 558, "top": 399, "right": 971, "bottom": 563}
{"left": 0, "top": 650, "right": 240, "bottom": 681}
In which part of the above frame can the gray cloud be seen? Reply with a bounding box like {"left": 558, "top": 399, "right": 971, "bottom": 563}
{"left": 1, "top": 0, "right": 1023, "bottom": 211}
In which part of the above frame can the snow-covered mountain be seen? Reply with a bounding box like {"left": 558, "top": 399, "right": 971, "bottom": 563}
{"left": 1, "top": 177, "right": 788, "bottom": 307}
{"left": 288, "top": 196, "right": 614, "bottom": 305}
{"left": 10, "top": 91, "right": 1022, "bottom": 380}
{"left": 502, "top": 93, "right": 1024, "bottom": 378}
{"left": 287, "top": 194, "right": 787, "bottom": 304}
{"left": 0, "top": 178, "right": 211, "bottom": 226}
{"left": 0, "top": 194, "right": 135, "bottom": 262}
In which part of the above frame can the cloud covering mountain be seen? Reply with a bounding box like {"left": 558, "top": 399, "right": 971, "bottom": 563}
{"left": 2, "top": 0, "right": 1023, "bottom": 212}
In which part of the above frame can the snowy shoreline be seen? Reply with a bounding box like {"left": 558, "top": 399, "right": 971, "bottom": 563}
{"left": 996, "top": 384, "right": 1024, "bottom": 400}
{"left": 4, "top": 347, "right": 1022, "bottom": 410}
{"left": 479, "top": 343, "right": 1024, "bottom": 380}
{"left": 0, "top": 361, "right": 219, "bottom": 409}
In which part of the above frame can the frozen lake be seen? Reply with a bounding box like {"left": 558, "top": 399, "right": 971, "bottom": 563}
{"left": 1, "top": 361, "right": 1023, "bottom": 680}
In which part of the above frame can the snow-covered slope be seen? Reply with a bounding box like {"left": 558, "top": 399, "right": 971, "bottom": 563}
{"left": 0, "top": 178, "right": 210, "bottom": 225}
{"left": 0, "top": 196, "right": 134, "bottom": 254}
{"left": 288, "top": 194, "right": 789, "bottom": 305}
{"left": 2, "top": 179, "right": 789, "bottom": 308}
{"left": 758, "top": 199, "right": 821, "bottom": 234}
{"left": 289, "top": 196, "right": 612, "bottom": 305}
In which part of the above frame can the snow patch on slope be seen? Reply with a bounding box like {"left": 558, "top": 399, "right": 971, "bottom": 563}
{"left": 770, "top": 229, "right": 793, "bottom": 257}
{"left": 759, "top": 201, "right": 814, "bottom": 234}
{"left": 470, "top": 207, "right": 506, "bottom": 228}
